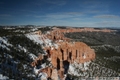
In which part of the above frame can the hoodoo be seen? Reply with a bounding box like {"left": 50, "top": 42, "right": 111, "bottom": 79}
{"left": 30, "top": 27, "right": 115, "bottom": 79}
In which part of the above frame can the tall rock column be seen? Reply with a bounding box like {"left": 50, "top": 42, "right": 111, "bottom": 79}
{"left": 63, "top": 49, "right": 68, "bottom": 61}
{"left": 51, "top": 50, "right": 57, "bottom": 68}
{"left": 71, "top": 49, "right": 76, "bottom": 63}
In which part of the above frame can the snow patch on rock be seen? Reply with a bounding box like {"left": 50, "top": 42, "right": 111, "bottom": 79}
{"left": 28, "top": 53, "right": 37, "bottom": 60}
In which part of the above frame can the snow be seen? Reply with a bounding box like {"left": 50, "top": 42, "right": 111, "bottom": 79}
{"left": 28, "top": 53, "right": 37, "bottom": 60}
{"left": 47, "top": 58, "right": 51, "bottom": 61}
{"left": 23, "top": 47, "right": 27, "bottom": 52}
{"left": 23, "top": 64, "right": 27, "bottom": 69}
{"left": 27, "top": 74, "right": 36, "bottom": 77}
{"left": 4, "top": 53, "right": 13, "bottom": 59}
{"left": 26, "top": 33, "right": 52, "bottom": 47}
{"left": 33, "top": 63, "right": 47, "bottom": 75}
{"left": 68, "top": 64, "right": 75, "bottom": 74}
{"left": 59, "top": 40, "right": 63, "bottom": 42}
{"left": 0, "top": 37, "right": 12, "bottom": 50}
{"left": 41, "top": 63, "right": 46, "bottom": 68}
{"left": 83, "top": 54, "right": 86, "bottom": 59}
{"left": 46, "top": 31, "right": 50, "bottom": 34}
{"left": 0, "top": 44, "right": 9, "bottom": 50}
{"left": 31, "top": 28, "right": 38, "bottom": 31}
{"left": 18, "top": 45, "right": 22, "bottom": 49}
{"left": 51, "top": 47, "right": 54, "bottom": 50}
{"left": 54, "top": 43, "right": 58, "bottom": 49}
{"left": 26, "top": 32, "right": 58, "bottom": 49}
{"left": 68, "top": 61, "right": 91, "bottom": 76}
{"left": 38, "top": 72, "right": 48, "bottom": 80}
{"left": 18, "top": 44, "right": 27, "bottom": 52}
{"left": 48, "top": 42, "right": 52, "bottom": 46}
{"left": 0, "top": 37, "right": 12, "bottom": 46}
{"left": 43, "top": 50, "right": 47, "bottom": 55}
{"left": 26, "top": 34, "right": 43, "bottom": 44}
{"left": 84, "top": 61, "right": 91, "bottom": 70}
{"left": 0, "top": 74, "right": 9, "bottom": 80}
{"left": 33, "top": 67, "right": 41, "bottom": 75}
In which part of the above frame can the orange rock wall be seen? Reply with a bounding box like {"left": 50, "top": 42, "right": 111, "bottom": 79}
{"left": 41, "top": 42, "right": 95, "bottom": 79}
{"left": 46, "top": 28, "right": 115, "bottom": 41}
{"left": 46, "top": 42, "right": 95, "bottom": 68}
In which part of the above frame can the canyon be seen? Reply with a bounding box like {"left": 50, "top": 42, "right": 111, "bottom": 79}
{"left": 30, "top": 27, "right": 115, "bottom": 80}
{"left": 0, "top": 26, "right": 119, "bottom": 80}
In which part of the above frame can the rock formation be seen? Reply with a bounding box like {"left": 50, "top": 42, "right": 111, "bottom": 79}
{"left": 43, "top": 42, "right": 95, "bottom": 79}
{"left": 45, "top": 42, "right": 95, "bottom": 66}
{"left": 30, "top": 27, "right": 115, "bottom": 80}
{"left": 45, "top": 27, "right": 115, "bottom": 42}
{"left": 34, "top": 30, "right": 42, "bottom": 35}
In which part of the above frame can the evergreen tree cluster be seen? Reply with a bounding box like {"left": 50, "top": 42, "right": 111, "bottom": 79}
{"left": 0, "top": 27, "right": 44, "bottom": 79}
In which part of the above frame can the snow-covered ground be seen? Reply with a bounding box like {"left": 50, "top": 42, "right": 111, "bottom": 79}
{"left": 18, "top": 44, "right": 27, "bottom": 52}
{"left": 0, "top": 37, "right": 12, "bottom": 50}
{"left": 26, "top": 33, "right": 53, "bottom": 47}
{"left": 37, "top": 72, "right": 48, "bottom": 80}
{"left": 28, "top": 53, "right": 37, "bottom": 60}
{"left": 26, "top": 33, "right": 44, "bottom": 44}
{"left": 68, "top": 61, "right": 91, "bottom": 76}
{"left": 68, "top": 61, "right": 119, "bottom": 77}
{"left": 26, "top": 32, "right": 58, "bottom": 50}
{"left": 0, "top": 36, "right": 34, "bottom": 79}
{"left": 0, "top": 74, "right": 9, "bottom": 80}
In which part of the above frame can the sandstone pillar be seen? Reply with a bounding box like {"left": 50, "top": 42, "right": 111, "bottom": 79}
{"left": 51, "top": 51, "right": 57, "bottom": 68}
{"left": 47, "top": 68, "right": 52, "bottom": 78}
{"left": 72, "top": 49, "right": 76, "bottom": 62}
{"left": 63, "top": 49, "right": 67, "bottom": 60}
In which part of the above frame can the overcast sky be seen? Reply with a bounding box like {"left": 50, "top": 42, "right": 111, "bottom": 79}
{"left": 0, "top": 0, "right": 120, "bottom": 27}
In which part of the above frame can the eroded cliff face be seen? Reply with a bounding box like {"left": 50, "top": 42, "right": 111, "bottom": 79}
{"left": 45, "top": 42, "right": 95, "bottom": 79}
{"left": 45, "top": 27, "right": 115, "bottom": 42}
{"left": 30, "top": 27, "right": 115, "bottom": 80}
{"left": 45, "top": 42, "right": 95, "bottom": 67}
